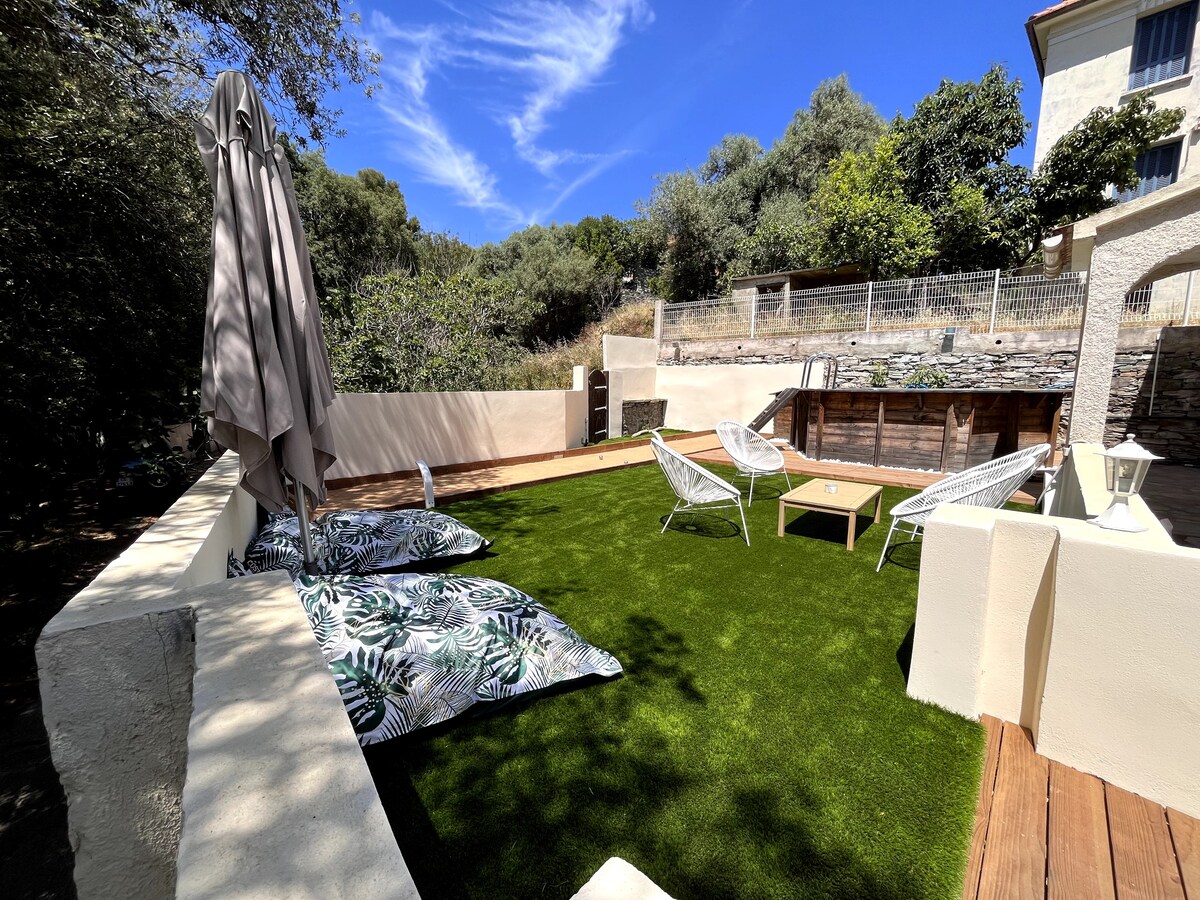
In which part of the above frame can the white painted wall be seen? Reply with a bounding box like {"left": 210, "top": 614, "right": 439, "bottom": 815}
{"left": 654, "top": 363, "right": 815, "bottom": 431}
{"left": 1032, "top": 0, "right": 1200, "bottom": 176}
{"left": 909, "top": 444, "right": 1200, "bottom": 816}
{"left": 326, "top": 388, "right": 587, "bottom": 480}
{"left": 37, "top": 456, "right": 421, "bottom": 899}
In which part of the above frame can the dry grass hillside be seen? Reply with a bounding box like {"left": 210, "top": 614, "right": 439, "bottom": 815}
{"left": 505, "top": 299, "right": 656, "bottom": 390}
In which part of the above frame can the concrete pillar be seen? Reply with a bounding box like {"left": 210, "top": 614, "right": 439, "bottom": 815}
{"left": 1068, "top": 257, "right": 1125, "bottom": 443}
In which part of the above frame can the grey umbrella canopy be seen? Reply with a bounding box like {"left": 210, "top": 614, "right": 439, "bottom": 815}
{"left": 197, "top": 71, "right": 337, "bottom": 569}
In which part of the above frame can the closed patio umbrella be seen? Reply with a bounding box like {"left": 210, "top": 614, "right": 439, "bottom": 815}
{"left": 196, "top": 70, "right": 337, "bottom": 574}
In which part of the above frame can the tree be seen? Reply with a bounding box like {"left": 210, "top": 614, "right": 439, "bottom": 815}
{"left": 1031, "top": 92, "right": 1185, "bottom": 231}
{"left": 474, "top": 225, "right": 604, "bottom": 345}
{"left": 637, "top": 171, "right": 737, "bottom": 302}
{"left": 891, "top": 65, "right": 1033, "bottom": 272}
{"left": 290, "top": 150, "right": 420, "bottom": 316}
{"left": 807, "top": 135, "right": 936, "bottom": 279}
{"left": 731, "top": 193, "right": 811, "bottom": 276}
{"left": 0, "top": 0, "right": 374, "bottom": 520}
{"left": 324, "top": 273, "right": 535, "bottom": 393}
{"left": 761, "top": 76, "right": 885, "bottom": 200}
{"left": 415, "top": 232, "right": 477, "bottom": 280}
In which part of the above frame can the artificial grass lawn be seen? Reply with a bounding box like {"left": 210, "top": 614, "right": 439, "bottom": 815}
{"left": 363, "top": 465, "right": 986, "bottom": 900}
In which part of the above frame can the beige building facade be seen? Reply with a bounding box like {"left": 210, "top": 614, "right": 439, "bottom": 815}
{"left": 1029, "top": 0, "right": 1200, "bottom": 317}
{"left": 1028, "top": 0, "right": 1200, "bottom": 175}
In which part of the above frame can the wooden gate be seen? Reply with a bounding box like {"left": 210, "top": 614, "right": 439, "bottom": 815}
{"left": 587, "top": 369, "right": 608, "bottom": 443}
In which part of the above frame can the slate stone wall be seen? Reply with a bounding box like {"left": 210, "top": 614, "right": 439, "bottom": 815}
{"left": 659, "top": 326, "right": 1200, "bottom": 462}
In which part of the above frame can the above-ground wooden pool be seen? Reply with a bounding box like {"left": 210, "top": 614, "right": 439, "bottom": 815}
{"left": 773, "top": 387, "right": 1068, "bottom": 472}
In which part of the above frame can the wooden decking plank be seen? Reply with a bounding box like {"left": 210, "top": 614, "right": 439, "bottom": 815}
{"left": 977, "top": 722, "right": 1049, "bottom": 900}
{"left": 1107, "top": 783, "right": 1186, "bottom": 900}
{"left": 963, "top": 715, "right": 1005, "bottom": 900}
{"left": 1167, "top": 807, "right": 1200, "bottom": 899}
{"left": 1047, "top": 761, "right": 1115, "bottom": 900}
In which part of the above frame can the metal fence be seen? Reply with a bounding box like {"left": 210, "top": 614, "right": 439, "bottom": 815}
{"left": 659, "top": 269, "right": 1098, "bottom": 341}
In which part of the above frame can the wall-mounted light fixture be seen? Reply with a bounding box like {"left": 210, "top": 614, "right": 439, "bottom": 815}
{"left": 1093, "top": 433, "right": 1160, "bottom": 533}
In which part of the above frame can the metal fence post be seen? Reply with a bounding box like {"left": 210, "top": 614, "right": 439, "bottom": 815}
{"left": 864, "top": 281, "right": 873, "bottom": 332}
{"left": 988, "top": 269, "right": 1001, "bottom": 333}
{"left": 1184, "top": 271, "right": 1194, "bottom": 326}
{"left": 749, "top": 295, "right": 758, "bottom": 338}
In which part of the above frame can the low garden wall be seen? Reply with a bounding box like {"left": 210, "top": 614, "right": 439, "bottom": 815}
{"left": 326, "top": 386, "right": 588, "bottom": 481}
{"left": 908, "top": 445, "right": 1200, "bottom": 818}
{"left": 656, "top": 325, "right": 1200, "bottom": 462}
{"left": 36, "top": 457, "right": 420, "bottom": 899}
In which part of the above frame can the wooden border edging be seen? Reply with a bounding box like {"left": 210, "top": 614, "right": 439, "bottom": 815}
{"left": 326, "top": 430, "right": 713, "bottom": 490}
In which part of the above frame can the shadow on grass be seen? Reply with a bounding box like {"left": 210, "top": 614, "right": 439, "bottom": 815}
{"left": 364, "top": 611, "right": 929, "bottom": 900}
{"left": 659, "top": 512, "right": 745, "bottom": 542}
{"left": 781, "top": 509, "right": 879, "bottom": 547}
{"left": 878, "top": 538, "right": 923, "bottom": 572}
{"left": 896, "top": 622, "right": 915, "bottom": 683}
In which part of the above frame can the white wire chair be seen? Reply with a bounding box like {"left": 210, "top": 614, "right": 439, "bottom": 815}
{"left": 876, "top": 443, "right": 1050, "bottom": 572}
{"left": 715, "top": 420, "right": 792, "bottom": 505}
{"left": 650, "top": 435, "right": 750, "bottom": 546}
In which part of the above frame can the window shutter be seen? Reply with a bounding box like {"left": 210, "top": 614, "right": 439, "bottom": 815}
{"left": 1129, "top": 1, "right": 1198, "bottom": 89}
{"left": 1116, "top": 141, "right": 1182, "bottom": 202}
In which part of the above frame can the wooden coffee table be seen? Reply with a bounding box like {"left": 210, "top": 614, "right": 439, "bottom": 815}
{"left": 777, "top": 480, "right": 884, "bottom": 551}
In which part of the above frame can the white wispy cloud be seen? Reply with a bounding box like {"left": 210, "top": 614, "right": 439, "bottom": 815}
{"left": 467, "top": 0, "right": 653, "bottom": 173}
{"left": 367, "top": 2, "right": 651, "bottom": 227}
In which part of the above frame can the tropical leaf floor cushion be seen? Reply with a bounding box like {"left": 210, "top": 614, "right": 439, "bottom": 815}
{"left": 296, "top": 573, "right": 624, "bottom": 746}
{"left": 240, "top": 509, "right": 491, "bottom": 578}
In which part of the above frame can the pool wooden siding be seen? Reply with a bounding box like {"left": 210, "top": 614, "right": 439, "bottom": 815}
{"left": 778, "top": 388, "right": 1068, "bottom": 473}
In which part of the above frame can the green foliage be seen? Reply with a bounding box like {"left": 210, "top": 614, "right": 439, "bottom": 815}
{"left": 807, "top": 135, "right": 937, "bottom": 279}
{"left": 761, "top": 75, "right": 886, "bottom": 199}
{"left": 894, "top": 65, "right": 1029, "bottom": 208}
{"left": 290, "top": 150, "right": 420, "bottom": 316}
{"left": 892, "top": 65, "right": 1033, "bottom": 272}
{"left": 572, "top": 215, "right": 631, "bottom": 277}
{"left": 474, "top": 224, "right": 608, "bottom": 345}
{"left": 325, "top": 273, "right": 535, "bottom": 393}
{"left": 0, "top": 0, "right": 374, "bottom": 519}
{"left": 1031, "top": 92, "right": 1185, "bottom": 229}
{"left": 868, "top": 361, "right": 889, "bottom": 388}
{"left": 730, "top": 192, "right": 811, "bottom": 277}
{"left": 637, "top": 171, "right": 734, "bottom": 302}
{"left": 904, "top": 364, "right": 950, "bottom": 388}
{"left": 414, "top": 231, "right": 477, "bottom": 280}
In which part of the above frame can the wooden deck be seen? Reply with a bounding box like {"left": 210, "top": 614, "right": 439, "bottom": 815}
{"left": 324, "top": 433, "right": 726, "bottom": 511}
{"left": 324, "top": 432, "right": 1040, "bottom": 512}
{"left": 965, "top": 716, "right": 1199, "bottom": 900}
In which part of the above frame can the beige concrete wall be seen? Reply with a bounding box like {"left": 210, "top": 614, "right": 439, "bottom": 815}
{"left": 909, "top": 444, "right": 1200, "bottom": 816}
{"left": 1033, "top": 0, "right": 1200, "bottom": 175}
{"left": 603, "top": 335, "right": 659, "bottom": 436}
{"left": 326, "top": 388, "right": 587, "bottom": 479}
{"left": 1068, "top": 179, "right": 1200, "bottom": 442}
{"left": 37, "top": 455, "right": 420, "bottom": 899}
{"left": 654, "top": 363, "right": 814, "bottom": 431}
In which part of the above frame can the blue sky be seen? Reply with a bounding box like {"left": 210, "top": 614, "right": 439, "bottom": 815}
{"left": 323, "top": 1, "right": 1046, "bottom": 244}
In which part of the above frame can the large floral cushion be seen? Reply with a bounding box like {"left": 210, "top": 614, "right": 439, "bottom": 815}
{"left": 238, "top": 508, "right": 491, "bottom": 579}
{"left": 296, "top": 573, "right": 623, "bottom": 746}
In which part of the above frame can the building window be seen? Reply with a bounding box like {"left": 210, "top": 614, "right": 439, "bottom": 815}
{"left": 1115, "top": 141, "right": 1182, "bottom": 202}
{"left": 1129, "top": 1, "right": 1198, "bottom": 89}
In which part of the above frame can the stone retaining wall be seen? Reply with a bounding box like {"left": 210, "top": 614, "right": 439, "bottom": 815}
{"left": 658, "top": 326, "right": 1200, "bottom": 463}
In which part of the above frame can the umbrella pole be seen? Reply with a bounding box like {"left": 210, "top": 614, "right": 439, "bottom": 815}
{"left": 292, "top": 479, "right": 321, "bottom": 576}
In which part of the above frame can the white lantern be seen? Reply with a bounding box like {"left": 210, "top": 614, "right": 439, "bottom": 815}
{"left": 1093, "top": 433, "right": 1161, "bottom": 532}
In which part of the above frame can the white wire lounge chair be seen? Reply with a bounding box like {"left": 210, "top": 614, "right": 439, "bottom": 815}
{"left": 875, "top": 443, "right": 1050, "bottom": 572}
{"left": 651, "top": 435, "right": 750, "bottom": 546}
{"left": 715, "top": 420, "right": 792, "bottom": 505}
